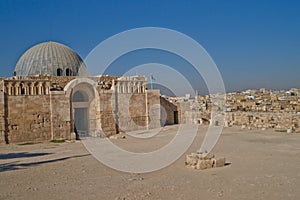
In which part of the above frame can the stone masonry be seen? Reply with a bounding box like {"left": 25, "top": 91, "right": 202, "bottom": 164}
{"left": 0, "top": 75, "right": 171, "bottom": 144}
{"left": 186, "top": 152, "right": 226, "bottom": 170}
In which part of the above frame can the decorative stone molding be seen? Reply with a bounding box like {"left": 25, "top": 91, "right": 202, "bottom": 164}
{"left": 4, "top": 80, "right": 50, "bottom": 96}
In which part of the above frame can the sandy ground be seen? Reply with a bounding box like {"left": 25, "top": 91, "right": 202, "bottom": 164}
{"left": 1, "top": 125, "right": 300, "bottom": 200}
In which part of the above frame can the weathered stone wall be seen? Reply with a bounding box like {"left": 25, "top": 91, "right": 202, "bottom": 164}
{"left": 128, "top": 93, "right": 147, "bottom": 129}
{"left": 0, "top": 76, "right": 162, "bottom": 143}
{"left": 160, "top": 97, "right": 178, "bottom": 126}
{"left": 179, "top": 102, "right": 192, "bottom": 124}
{"left": 50, "top": 91, "right": 72, "bottom": 140}
{"left": 0, "top": 81, "right": 6, "bottom": 143}
{"left": 146, "top": 90, "right": 161, "bottom": 129}
{"left": 179, "top": 102, "right": 208, "bottom": 124}
{"left": 88, "top": 90, "right": 101, "bottom": 137}
{"left": 5, "top": 95, "right": 52, "bottom": 143}
{"left": 96, "top": 76, "right": 148, "bottom": 135}
{"left": 115, "top": 93, "right": 148, "bottom": 132}
{"left": 226, "top": 111, "right": 300, "bottom": 131}
{"left": 99, "top": 91, "right": 117, "bottom": 136}
{"left": 0, "top": 78, "right": 74, "bottom": 144}
{"left": 97, "top": 90, "right": 161, "bottom": 135}
{"left": 0, "top": 90, "right": 73, "bottom": 144}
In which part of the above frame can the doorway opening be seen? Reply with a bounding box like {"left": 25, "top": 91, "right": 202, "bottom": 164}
{"left": 72, "top": 89, "right": 91, "bottom": 138}
{"left": 174, "top": 111, "right": 179, "bottom": 124}
{"left": 74, "top": 108, "right": 88, "bottom": 139}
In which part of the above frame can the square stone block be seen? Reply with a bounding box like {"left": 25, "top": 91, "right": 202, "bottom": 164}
{"left": 216, "top": 157, "right": 226, "bottom": 168}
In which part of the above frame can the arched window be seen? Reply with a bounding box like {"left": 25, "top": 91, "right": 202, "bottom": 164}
{"left": 66, "top": 68, "right": 72, "bottom": 76}
{"left": 72, "top": 91, "right": 88, "bottom": 102}
{"left": 57, "top": 68, "right": 63, "bottom": 76}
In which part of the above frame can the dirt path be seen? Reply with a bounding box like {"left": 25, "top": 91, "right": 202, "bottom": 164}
{"left": 1, "top": 126, "right": 300, "bottom": 200}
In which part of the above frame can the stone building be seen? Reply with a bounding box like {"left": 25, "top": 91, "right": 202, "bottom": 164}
{"left": 0, "top": 41, "right": 174, "bottom": 144}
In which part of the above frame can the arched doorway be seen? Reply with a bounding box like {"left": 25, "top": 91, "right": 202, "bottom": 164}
{"left": 72, "top": 90, "right": 89, "bottom": 138}
{"left": 64, "top": 78, "right": 102, "bottom": 138}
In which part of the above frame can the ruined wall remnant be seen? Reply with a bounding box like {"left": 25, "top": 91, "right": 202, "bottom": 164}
{"left": 225, "top": 111, "right": 300, "bottom": 131}
{"left": 186, "top": 152, "right": 226, "bottom": 170}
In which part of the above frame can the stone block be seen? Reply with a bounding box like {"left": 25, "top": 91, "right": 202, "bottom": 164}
{"left": 215, "top": 157, "right": 226, "bottom": 168}
{"left": 196, "top": 160, "right": 213, "bottom": 170}
{"left": 186, "top": 152, "right": 226, "bottom": 170}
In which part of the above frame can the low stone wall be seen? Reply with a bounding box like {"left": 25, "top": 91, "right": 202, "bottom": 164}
{"left": 225, "top": 111, "right": 300, "bottom": 131}
{"left": 178, "top": 107, "right": 300, "bottom": 132}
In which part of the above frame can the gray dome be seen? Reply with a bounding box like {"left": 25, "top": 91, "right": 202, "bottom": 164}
{"left": 14, "top": 41, "right": 88, "bottom": 76}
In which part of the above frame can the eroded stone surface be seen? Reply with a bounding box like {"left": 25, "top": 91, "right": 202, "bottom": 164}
{"left": 0, "top": 75, "right": 170, "bottom": 144}
{"left": 186, "top": 152, "right": 226, "bottom": 170}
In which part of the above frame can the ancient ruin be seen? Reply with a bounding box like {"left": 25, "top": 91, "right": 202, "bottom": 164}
{"left": 165, "top": 88, "right": 300, "bottom": 133}
{"left": 0, "top": 41, "right": 179, "bottom": 144}
{"left": 1, "top": 41, "right": 299, "bottom": 144}
{"left": 185, "top": 152, "right": 226, "bottom": 170}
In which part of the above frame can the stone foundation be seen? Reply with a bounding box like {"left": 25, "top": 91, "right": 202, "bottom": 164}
{"left": 185, "top": 152, "right": 226, "bottom": 170}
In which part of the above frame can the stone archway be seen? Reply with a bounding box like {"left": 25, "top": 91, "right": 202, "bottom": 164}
{"left": 72, "top": 90, "right": 89, "bottom": 137}
{"left": 64, "top": 78, "right": 101, "bottom": 138}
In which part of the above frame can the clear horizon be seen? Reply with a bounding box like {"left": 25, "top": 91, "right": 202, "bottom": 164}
{"left": 0, "top": 0, "right": 299, "bottom": 95}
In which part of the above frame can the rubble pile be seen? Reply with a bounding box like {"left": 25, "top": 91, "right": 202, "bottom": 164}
{"left": 185, "top": 152, "right": 226, "bottom": 170}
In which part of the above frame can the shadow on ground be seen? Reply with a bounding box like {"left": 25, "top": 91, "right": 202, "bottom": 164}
{"left": 0, "top": 152, "right": 52, "bottom": 160}
{"left": 0, "top": 154, "right": 90, "bottom": 172}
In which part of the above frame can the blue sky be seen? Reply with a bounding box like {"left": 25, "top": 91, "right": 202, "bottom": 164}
{"left": 0, "top": 0, "right": 299, "bottom": 94}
